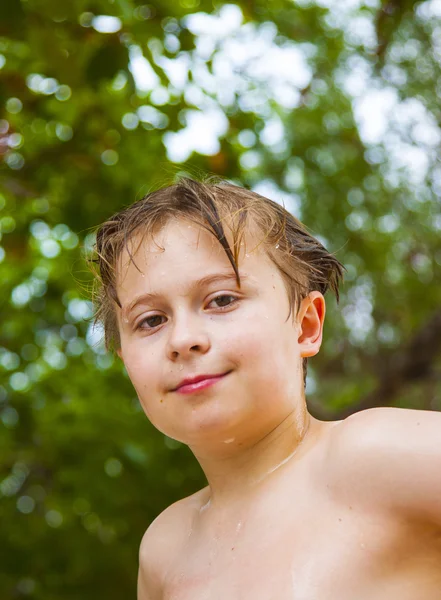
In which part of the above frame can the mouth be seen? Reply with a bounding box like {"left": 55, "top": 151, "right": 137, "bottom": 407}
{"left": 173, "top": 371, "right": 231, "bottom": 395}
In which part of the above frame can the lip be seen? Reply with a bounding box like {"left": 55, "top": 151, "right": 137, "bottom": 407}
{"left": 173, "top": 372, "right": 230, "bottom": 394}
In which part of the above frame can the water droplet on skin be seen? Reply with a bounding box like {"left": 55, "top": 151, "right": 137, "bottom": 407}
{"left": 223, "top": 438, "right": 235, "bottom": 444}
{"left": 236, "top": 521, "right": 242, "bottom": 533}
{"left": 200, "top": 498, "right": 211, "bottom": 513}
{"left": 123, "top": 318, "right": 129, "bottom": 324}
{"left": 275, "top": 244, "right": 280, "bottom": 249}
{"left": 179, "top": 364, "right": 184, "bottom": 371}
{"left": 245, "top": 253, "right": 249, "bottom": 258}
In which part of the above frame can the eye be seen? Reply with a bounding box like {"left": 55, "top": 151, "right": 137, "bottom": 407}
{"left": 137, "top": 314, "right": 166, "bottom": 330}
{"left": 208, "top": 294, "right": 238, "bottom": 309}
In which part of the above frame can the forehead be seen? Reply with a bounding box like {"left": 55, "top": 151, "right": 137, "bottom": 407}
{"left": 116, "top": 217, "right": 272, "bottom": 288}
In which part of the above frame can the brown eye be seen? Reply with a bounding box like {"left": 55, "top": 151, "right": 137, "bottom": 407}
{"left": 139, "top": 315, "right": 166, "bottom": 329}
{"left": 210, "top": 295, "right": 237, "bottom": 308}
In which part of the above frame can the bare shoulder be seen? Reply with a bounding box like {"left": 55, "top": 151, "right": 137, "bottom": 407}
{"left": 328, "top": 405, "right": 440, "bottom": 464}
{"left": 325, "top": 407, "right": 441, "bottom": 524}
{"left": 137, "top": 487, "right": 209, "bottom": 600}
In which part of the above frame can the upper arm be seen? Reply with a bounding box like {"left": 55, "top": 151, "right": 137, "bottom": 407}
{"left": 330, "top": 407, "right": 441, "bottom": 528}
{"left": 137, "top": 523, "right": 165, "bottom": 600}
{"left": 137, "top": 496, "right": 198, "bottom": 600}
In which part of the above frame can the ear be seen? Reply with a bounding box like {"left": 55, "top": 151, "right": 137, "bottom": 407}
{"left": 116, "top": 347, "right": 123, "bottom": 360}
{"left": 297, "top": 292, "right": 326, "bottom": 358}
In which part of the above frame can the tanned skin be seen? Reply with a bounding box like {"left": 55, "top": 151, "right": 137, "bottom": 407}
{"left": 116, "top": 220, "right": 441, "bottom": 600}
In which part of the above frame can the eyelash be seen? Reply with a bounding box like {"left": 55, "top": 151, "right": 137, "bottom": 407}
{"left": 135, "top": 294, "right": 239, "bottom": 331}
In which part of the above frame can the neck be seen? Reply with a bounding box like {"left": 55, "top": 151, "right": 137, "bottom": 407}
{"left": 190, "top": 405, "right": 322, "bottom": 508}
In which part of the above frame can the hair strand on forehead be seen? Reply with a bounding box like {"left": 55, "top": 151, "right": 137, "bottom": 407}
{"left": 193, "top": 183, "right": 241, "bottom": 287}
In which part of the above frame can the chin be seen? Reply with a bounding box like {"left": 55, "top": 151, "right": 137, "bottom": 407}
{"left": 178, "top": 408, "right": 244, "bottom": 445}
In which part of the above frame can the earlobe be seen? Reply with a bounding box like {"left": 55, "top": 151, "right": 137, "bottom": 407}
{"left": 298, "top": 292, "right": 326, "bottom": 358}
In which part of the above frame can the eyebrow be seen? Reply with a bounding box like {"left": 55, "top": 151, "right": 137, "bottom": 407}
{"left": 121, "top": 272, "right": 247, "bottom": 320}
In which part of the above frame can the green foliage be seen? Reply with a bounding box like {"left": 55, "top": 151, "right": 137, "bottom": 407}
{"left": 1, "top": 0, "right": 440, "bottom": 597}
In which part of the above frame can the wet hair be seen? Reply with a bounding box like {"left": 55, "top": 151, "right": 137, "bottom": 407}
{"left": 90, "top": 176, "right": 345, "bottom": 385}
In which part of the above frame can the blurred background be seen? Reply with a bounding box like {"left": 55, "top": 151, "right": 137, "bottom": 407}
{"left": 1, "top": 0, "right": 441, "bottom": 597}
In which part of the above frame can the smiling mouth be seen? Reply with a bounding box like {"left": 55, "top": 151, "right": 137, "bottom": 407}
{"left": 174, "top": 372, "right": 231, "bottom": 395}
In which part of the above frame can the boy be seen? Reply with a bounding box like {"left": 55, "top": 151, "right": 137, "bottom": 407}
{"left": 92, "top": 177, "right": 441, "bottom": 599}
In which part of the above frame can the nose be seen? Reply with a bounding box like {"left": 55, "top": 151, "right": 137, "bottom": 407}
{"left": 166, "top": 312, "right": 211, "bottom": 361}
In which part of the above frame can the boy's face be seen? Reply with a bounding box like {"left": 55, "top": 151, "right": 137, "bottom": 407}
{"left": 116, "top": 218, "right": 324, "bottom": 449}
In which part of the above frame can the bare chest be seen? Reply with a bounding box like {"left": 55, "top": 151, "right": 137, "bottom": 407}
{"left": 162, "top": 503, "right": 441, "bottom": 600}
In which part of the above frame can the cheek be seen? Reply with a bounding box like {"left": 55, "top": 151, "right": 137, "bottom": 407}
{"left": 124, "top": 359, "right": 168, "bottom": 427}
{"left": 122, "top": 344, "right": 160, "bottom": 394}
{"left": 224, "top": 315, "right": 298, "bottom": 370}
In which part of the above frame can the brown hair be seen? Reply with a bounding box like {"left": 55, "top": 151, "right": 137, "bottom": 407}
{"left": 90, "top": 176, "right": 345, "bottom": 384}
